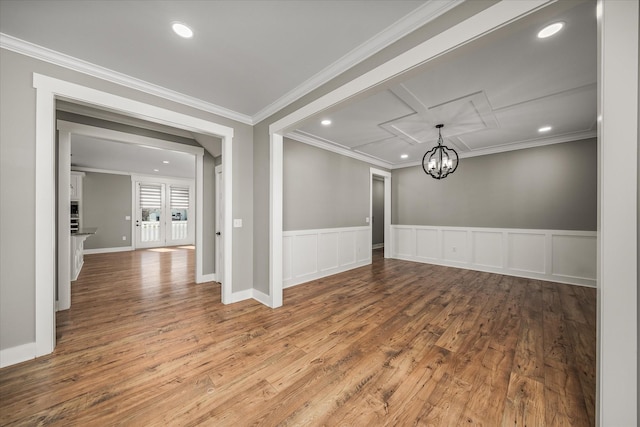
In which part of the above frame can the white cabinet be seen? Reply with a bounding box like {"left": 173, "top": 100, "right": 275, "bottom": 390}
{"left": 70, "top": 235, "right": 85, "bottom": 281}
{"left": 70, "top": 171, "right": 84, "bottom": 201}
{"left": 70, "top": 229, "right": 96, "bottom": 281}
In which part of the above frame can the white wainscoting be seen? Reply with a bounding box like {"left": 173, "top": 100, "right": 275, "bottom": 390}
{"left": 391, "top": 225, "right": 596, "bottom": 287}
{"left": 283, "top": 226, "right": 371, "bottom": 288}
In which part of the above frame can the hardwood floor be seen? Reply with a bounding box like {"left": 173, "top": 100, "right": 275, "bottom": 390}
{"left": 0, "top": 247, "right": 596, "bottom": 426}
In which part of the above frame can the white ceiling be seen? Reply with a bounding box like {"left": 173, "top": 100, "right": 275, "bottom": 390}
{"left": 71, "top": 134, "right": 197, "bottom": 179}
{"left": 0, "top": 0, "right": 432, "bottom": 121}
{"left": 0, "top": 1, "right": 596, "bottom": 171}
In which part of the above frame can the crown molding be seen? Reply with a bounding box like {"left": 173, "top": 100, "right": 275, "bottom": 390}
{"left": 1, "top": 0, "right": 465, "bottom": 127}
{"left": 0, "top": 33, "right": 253, "bottom": 125}
{"left": 391, "top": 130, "right": 598, "bottom": 169}
{"left": 290, "top": 129, "right": 596, "bottom": 171}
{"left": 252, "top": 0, "right": 465, "bottom": 124}
{"left": 457, "top": 130, "right": 598, "bottom": 159}
{"left": 285, "top": 131, "right": 392, "bottom": 170}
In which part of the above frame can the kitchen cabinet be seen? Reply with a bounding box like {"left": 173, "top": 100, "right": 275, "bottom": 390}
{"left": 70, "top": 228, "right": 96, "bottom": 281}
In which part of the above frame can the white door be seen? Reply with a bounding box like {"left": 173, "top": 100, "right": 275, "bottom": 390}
{"left": 167, "top": 185, "right": 192, "bottom": 246}
{"left": 135, "top": 181, "right": 195, "bottom": 249}
{"left": 215, "top": 165, "right": 223, "bottom": 283}
{"left": 136, "top": 182, "right": 166, "bottom": 248}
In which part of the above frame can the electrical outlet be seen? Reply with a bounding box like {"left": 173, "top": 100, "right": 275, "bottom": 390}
{"left": 122, "top": 236, "right": 127, "bottom": 241}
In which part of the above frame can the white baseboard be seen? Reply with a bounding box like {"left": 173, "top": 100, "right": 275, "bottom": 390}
{"left": 391, "top": 225, "right": 596, "bottom": 287}
{"left": 284, "top": 259, "right": 371, "bottom": 289}
{"left": 252, "top": 288, "right": 273, "bottom": 307}
{"left": 372, "top": 243, "right": 384, "bottom": 249}
{"left": 199, "top": 273, "right": 217, "bottom": 283}
{"left": 229, "top": 288, "right": 253, "bottom": 303}
{"left": 0, "top": 342, "right": 36, "bottom": 368}
{"left": 84, "top": 246, "right": 133, "bottom": 255}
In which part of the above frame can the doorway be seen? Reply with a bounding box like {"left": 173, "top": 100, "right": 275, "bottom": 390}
{"left": 135, "top": 180, "right": 195, "bottom": 249}
{"left": 34, "top": 74, "right": 235, "bottom": 358}
{"left": 369, "top": 168, "right": 391, "bottom": 259}
{"left": 57, "top": 120, "right": 205, "bottom": 312}
{"left": 371, "top": 176, "right": 385, "bottom": 252}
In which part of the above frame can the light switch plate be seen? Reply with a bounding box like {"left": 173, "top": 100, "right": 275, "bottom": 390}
{"left": 125, "top": 216, "right": 131, "bottom": 221}
{"left": 233, "top": 219, "right": 243, "bottom": 228}
{"left": 365, "top": 217, "right": 370, "bottom": 223}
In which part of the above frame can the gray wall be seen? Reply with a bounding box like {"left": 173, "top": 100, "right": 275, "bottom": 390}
{"left": 372, "top": 178, "right": 385, "bottom": 245}
{"left": 0, "top": 48, "right": 253, "bottom": 351}
{"left": 283, "top": 138, "right": 384, "bottom": 231}
{"left": 393, "top": 138, "right": 597, "bottom": 230}
{"left": 252, "top": 1, "right": 497, "bottom": 294}
{"left": 82, "top": 172, "right": 132, "bottom": 249}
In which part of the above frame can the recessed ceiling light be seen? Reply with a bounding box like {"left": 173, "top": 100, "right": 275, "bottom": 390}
{"left": 537, "top": 22, "right": 564, "bottom": 39}
{"left": 538, "top": 126, "right": 552, "bottom": 132}
{"left": 400, "top": 154, "right": 409, "bottom": 159}
{"left": 162, "top": 160, "right": 170, "bottom": 164}
{"left": 153, "top": 169, "right": 159, "bottom": 172}
{"left": 321, "top": 119, "right": 332, "bottom": 126}
{"left": 172, "top": 22, "right": 194, "bottom": 39}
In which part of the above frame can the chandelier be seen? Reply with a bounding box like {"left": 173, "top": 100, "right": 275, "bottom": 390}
{"left": 422, "top": 124, "right": 459, "bottom": 180}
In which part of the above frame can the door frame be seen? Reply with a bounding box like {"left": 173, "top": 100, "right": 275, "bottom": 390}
{"left": 215, "top": 164, "right": 223, "bottom": 283}
{"left": 369, "top": 168, "right": 391, "bottom": 259}
{"left": 35, "top": 74, "right": 234, "bottom": 358}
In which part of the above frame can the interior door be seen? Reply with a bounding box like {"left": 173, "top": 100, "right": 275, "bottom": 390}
{"left": 135, "top": 182, "right": 166, "bottom": 248}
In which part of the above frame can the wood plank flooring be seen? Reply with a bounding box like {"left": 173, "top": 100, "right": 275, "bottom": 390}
{"left": 0, "top": 247, "right": 596, "bottom": 426}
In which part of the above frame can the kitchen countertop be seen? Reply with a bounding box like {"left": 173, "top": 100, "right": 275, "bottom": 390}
{"left": 71, "top": 227, "right": 97, "bottom": 236}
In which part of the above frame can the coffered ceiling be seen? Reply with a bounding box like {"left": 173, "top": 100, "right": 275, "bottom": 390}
{"left": 291, "top": 0, "right": 596, "bottom": 168}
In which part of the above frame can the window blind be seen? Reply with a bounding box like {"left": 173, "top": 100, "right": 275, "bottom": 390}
{"left": 170, "top": 186, "right": 190, "bottom": 209}
{"left": 139, "top": 184, "right": 162, "bottom": 209}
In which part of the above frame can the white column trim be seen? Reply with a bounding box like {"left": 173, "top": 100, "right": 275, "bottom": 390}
{"left": 57, "top": 128, "right": 71, "bottom": 311}
{"left": 195, "top": 153, "right": 205, "bottom": 283}
{"left": 221, "top": 135, "right": 233, "bottom": 304}
{"left": 269, "top": 133, "right": 283, "bottom": 308}
{"left": 597, "top": 0, "right": 639, "bottom": 424}
{"left": 34, "top": 79, "right": 56, "bottom": 356}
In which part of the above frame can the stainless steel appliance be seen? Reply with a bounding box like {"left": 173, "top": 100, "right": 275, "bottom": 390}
{"left": 70, "top": 201, "right": 79, "bottom": 232}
